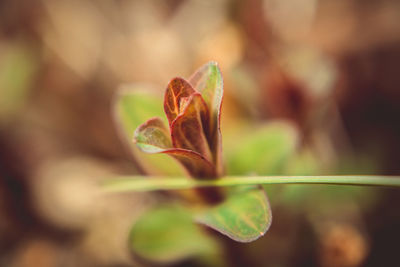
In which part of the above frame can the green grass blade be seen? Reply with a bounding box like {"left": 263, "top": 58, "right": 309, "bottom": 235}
{"left": 103, "top": 175, "right": 400, "bottom": 193}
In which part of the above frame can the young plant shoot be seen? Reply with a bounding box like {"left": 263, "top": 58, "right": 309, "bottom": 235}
{"left": 111, "top": 61, "right": 400, "bottom": 264}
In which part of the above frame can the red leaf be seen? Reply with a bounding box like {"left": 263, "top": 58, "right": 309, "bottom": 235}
{"left": 164, "top": 78, "right": 196, "bottom": 126}
{"left": 171, "top": 93, "right": 213, "bottom": 162}
{"left": 162, "top": 149, "right": 216, "bottom": 178}
{"left": 134, "top": 117, "right": 216, "bottom": 178}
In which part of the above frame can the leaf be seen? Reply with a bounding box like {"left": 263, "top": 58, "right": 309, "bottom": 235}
{"left": 134, "top": 117, "right": 216, "bottom": 178}
{"left": 189, "top": 61, "right": 223, "bottom": 123}
{"left": 286, "top": 148, "right": 319, "bottom": 176}
{"left": 171, "top": 93, "right": 212, "bottom": 162}
{"left": 195, "top": 186, "right": 272, "bottom": 242}
{"left": 189, "top": 61, "right": 224, "bottom": 175}
{"left": 114, "top": 88, "right": 164, "bottom": 135}
{"left": 162, "top": 149, "right": 217, "bottom": 178}
{"left": 164, "top": 77, "right": 196, "bottom": 126}
{"left": 226, "top": 121, "right": 299, "bottom": 175}
{"left": 113, "top": 88, "right": 185, "bottom": 176}
{"left": 130, "top": 205, "right": 219, "bottom": 263}
{"left": 134, "top": 117, "right": 172, "bottom": 153}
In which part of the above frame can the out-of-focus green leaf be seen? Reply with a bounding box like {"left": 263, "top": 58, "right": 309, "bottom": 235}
{"left": 114, "top": 87, "right": 164, "bottom": 137}
{"left": 286, "top": 148, "right": 319, "bottom": 176}
{"left": 280, "top": 184, "right": 378, "bottom": 212}
{"left": 282, "top": 149, "right": 378, "bottom": 209}
{"left": 0, "top": 44, "right": 37, "bottom": 122}
{"left": 130, "top": 205, "right": 219, "bottom": 263}
{"left": 113, "top": 88, "right": 185, "bottom": 176}
{"left": 226, "top": 121, "right": 298, "bottom": 175}
{"left": 196, "top": 186, "right": 272, "bottom": 242}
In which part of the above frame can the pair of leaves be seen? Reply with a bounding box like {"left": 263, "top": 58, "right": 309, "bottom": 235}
{"left": 133, "top": 62, "right": 223, "bottom": 179}
{"left": 130, "top": 187, "right": 271, "bottom": 263}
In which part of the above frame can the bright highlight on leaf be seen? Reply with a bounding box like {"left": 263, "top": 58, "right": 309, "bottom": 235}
{"left": 196, "top": 187, "right": 272, "bottom": 242}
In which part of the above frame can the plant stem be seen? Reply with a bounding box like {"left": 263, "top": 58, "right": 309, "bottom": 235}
{"left": 103, "top": 175, "right": 400, "bottom": 193}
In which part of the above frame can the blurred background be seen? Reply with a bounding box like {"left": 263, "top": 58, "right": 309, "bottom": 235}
{"left": 0, "top": 0, "right": 399, "bottom": 266}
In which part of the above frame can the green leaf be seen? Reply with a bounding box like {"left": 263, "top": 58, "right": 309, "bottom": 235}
{"left": 189, "top": 61, "right": 223, "bottom": 123}
{"left": 130, "top": 205, "right": 219, "bottom": 263}
{"left": 189, "top": 61, "right": 224, "bottom": 175}
{"left": 195, "top": 187, "right": 272, "bottom": 242}
{"left": 114, "top": 87, "right": 164, "bottom": 135}
{"left": 226, "top": 121, "right": 298, "bottom": 175}
{"left": 113, "top": 88, "right": 185, "bottom": 176}
{"left": 134, "top": 117, "right": 172, "bottom": 153}
{"left": 286, "top": 148, "right": 319, "bottom": 176}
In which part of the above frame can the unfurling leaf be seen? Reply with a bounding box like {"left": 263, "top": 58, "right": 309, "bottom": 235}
{"left": 133, "top": 62, "right": 224, "bottom": 179}
{"left": 195, "top": 187, "right": 272, "bottom": 242}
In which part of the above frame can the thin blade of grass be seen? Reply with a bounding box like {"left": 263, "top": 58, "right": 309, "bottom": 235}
{"left": 103, "top": 175, "right": 400, "bottom": 193}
